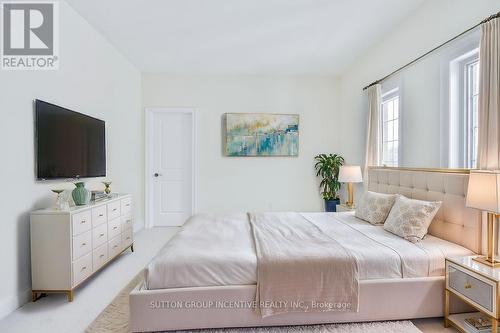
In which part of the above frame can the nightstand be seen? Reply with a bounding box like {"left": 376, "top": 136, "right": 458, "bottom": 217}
{"left": 445, "top": 256, "right": 500, "bottom": 332}
{"left": 336, "top": 204, "right": 355, "bottom": 212}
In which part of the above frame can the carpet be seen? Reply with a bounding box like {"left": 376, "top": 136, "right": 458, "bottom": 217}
{"left": 86, "top": 272, "right": 423, "bottom": 333}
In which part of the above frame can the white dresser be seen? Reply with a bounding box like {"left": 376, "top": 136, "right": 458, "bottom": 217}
{"left": 30, "top": 194, "right": 134, "bottom": 302}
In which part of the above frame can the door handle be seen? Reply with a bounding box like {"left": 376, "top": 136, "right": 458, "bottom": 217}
{"left": 154, "top": 173, "right": 161, "bottom": 177}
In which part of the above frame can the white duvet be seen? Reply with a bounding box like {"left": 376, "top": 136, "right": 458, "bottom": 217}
{"left": 145, "top": 212, "right": 472, "bottom": 290}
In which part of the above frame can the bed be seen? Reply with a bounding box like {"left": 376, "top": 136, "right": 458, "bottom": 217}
{"left": 130, "top": 167, "right": 482, "bottom": 332}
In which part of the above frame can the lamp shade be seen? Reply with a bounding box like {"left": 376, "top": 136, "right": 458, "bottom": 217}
{"left": 338, "top": 165, "right": 363, "bottom": 183}
{"left": 466, "top": 170, "right": 500, "bottom": 213}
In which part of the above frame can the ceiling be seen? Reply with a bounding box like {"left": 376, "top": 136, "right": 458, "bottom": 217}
{"left": 66, "top": 0, "right": 425, "bottom": 75}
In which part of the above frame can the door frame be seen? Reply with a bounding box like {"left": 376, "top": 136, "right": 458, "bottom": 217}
{"left": 145, "top": 107, "right": 197, "bottom": 228}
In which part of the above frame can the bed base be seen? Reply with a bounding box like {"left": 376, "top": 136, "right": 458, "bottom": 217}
{"left": 129, "top": 276, "right": 469, "bottom": 332}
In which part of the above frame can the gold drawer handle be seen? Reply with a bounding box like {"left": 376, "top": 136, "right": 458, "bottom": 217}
{"left": 113, "top": 245, "right": 118, "bottom": 249}
{"left": 126, "top": 237, "right": 131, "bottom": 240}
{"left": 112, "top": 208, "right": 117, "bottom": 212}
{"left": 113, "top": 226, "right": 118, "bottom": 230}
{"left": 99, "top": 233, "right": 105, "bottom": 237}
{"left": 98, "top": 214, "right": 104, "bottom": 217}
{"left": 464, "top": 283, "right": 472, "bottom": 289}
{"left": 81, "top": 242, "right": 87, "bottom": 246}
{"left": 126, "top": 204, "right": 130, "bottom": 207}
{"left": 99, "top": 254, "right": 105, "bottom": 258}
{"left": 81, "top": 220, "right": 86, "bottom": 224}
{"left": 81, "top": 266, "right": 87, "bottom": 271}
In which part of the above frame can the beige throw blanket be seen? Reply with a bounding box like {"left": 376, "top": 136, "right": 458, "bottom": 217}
{"left": 248, "top": 212, "right": 359, "bottom": 317}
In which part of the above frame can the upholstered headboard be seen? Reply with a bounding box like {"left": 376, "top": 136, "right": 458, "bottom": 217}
{"left": 368, "top": 167, "right": 482, "bottom": 254}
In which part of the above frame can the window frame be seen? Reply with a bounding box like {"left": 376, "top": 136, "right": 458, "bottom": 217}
{"left": 463, "top": 57, "right": 479, "bottom": 169}
{"left": 380, "top": 87, "right": 401, "bottom": 167}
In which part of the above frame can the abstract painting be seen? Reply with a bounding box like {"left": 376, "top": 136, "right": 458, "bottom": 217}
{"left": 224, "top": 113, "right": 299, "bottom": 156}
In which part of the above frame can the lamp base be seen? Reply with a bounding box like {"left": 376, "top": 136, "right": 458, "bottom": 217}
{"left": 473, "top": 256, "right": 500, "bottom": 267}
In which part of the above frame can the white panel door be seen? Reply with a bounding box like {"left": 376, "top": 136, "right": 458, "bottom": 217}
{"left": 149, "top": 110, "right": 193, "bottom": 226}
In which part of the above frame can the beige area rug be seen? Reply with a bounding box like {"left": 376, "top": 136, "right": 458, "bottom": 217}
{"left": 86, "top": 273, "right": 423, "bottom": 333}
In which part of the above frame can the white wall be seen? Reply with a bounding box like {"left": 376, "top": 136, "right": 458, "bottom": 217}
{"left": 0, "top": 2, "right": 142, "bottom": 318}
{"left": 142, "top": 74, "right": 339, "bottom": 213}
{"left": 337, "top": 0, "right": 500, "bottom": 167}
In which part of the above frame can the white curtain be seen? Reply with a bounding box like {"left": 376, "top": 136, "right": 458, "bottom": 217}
{"left": 364, "top": 84, "right": 382, "bottom": 180}
{"left": 477, "top": 17, "right": 500, "bottom": 170}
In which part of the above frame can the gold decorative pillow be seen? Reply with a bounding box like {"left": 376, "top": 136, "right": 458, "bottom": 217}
{"left": 383, "top": 195, "right": 442, "bottom": 243}
{"left": 355, "top": 191, "right": 397, "bottom": 225}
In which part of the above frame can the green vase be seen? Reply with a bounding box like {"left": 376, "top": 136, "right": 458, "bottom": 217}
{"left": 72, "top": 182, "right": 90, "bottom": 206}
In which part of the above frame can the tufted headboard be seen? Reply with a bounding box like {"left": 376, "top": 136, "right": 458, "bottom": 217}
{"left": 368, "top": 167, "right": 482, "bottom": 254}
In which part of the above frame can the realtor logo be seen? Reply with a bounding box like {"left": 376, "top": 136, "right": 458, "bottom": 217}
{"left": 1, "top": 1, "right": 59, "bottom": 70}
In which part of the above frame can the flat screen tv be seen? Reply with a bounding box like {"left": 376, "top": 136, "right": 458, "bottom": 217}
{"left": 35, "top": 100, "right": 106, "bottom": 180}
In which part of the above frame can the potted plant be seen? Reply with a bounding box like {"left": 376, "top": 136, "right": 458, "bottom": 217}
{"left": 314, "top": 153, "right": 345, "bottom": 212}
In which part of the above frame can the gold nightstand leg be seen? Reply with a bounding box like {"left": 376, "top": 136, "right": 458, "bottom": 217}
{"left": 444, "top": 289, "right": 450, "bottom": 328}
{"left": 493, "top": 318, "right": 498, "bottom": 333}
{"left": 67, "top": 290, "right": 74, "bottom": 302}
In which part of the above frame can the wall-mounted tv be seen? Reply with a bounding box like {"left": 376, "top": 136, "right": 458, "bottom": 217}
{"left": 35, "top": 100, "right": 106, "bottom": 180}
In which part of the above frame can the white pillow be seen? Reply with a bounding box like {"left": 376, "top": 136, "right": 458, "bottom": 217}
{"left": 355, "top": 191, "right": 397, "bottom": 225}
{"left": 383, "top": 195, "right": 442, "bottom": 243}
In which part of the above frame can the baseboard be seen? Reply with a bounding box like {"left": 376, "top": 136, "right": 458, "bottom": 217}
{"left": 0, "top": 288, "right": 31, "bottom": 320}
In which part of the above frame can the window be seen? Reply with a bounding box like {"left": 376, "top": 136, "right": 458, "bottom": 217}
{"left": 465, "top": 59, "right": 479, "bottom": 168}
{"left": 447, "top": 48, "right": 479, "bottom": 169}
{"left": 380, "top": 88, "right": 400, "bottom": 167}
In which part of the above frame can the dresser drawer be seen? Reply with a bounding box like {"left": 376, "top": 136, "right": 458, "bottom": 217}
{"left": 93, "top": 243, "right": 108, "bottom": 271}
{"left": 91, "top": 206, "right": 107, "bottom": 227}
{"left": 108, "top": 218, "right": 121, "bottom": 239}
{"left": 72, "top": 210, "right": 92, "bottom": 236}
{"left": 72, "top": 252, "right": 92, "bottom": 286}
{"left": 92, "top": 223, "right": 108, "bottom": 249}
{"left": 108, "top": 235, "right": 122, "bottom": 258}
{"left": 121, "top": 215, "right": 133, "bottom": 231}
{"left": 107, "top": 201, "right": 121, "bottom": 220}
{"left": 447, "top": 262, "right": 496, "bottom": 315}
{"left": 121, "top": 197, "right": 132, "bottom": 216}
{"left": 122, "top": 228, "right": 133, "bottom": 248}
{"left": 72, "top": 230, "right": 92, "bottom": 260}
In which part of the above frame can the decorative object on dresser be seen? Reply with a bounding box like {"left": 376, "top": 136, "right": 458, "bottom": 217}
{"left": 52, "top": 189, "right": 69, "bottom": 211}
{"left": 30, "top": 194, "right": 134, "bottom": 302}
{"left": 91, "top": 190, "right": 107, "bottom": 203}
{"left": 445, "top": 256, "right": 500, "bottom": 333}
{"left": 466, "top": 170, "right": 500, "bottom": 267}
{"left": 314, "top": 153, "right": 344, "bottom": 212}
{"left": 72, "top": 182, "right": 91, "bottom": 206}
{"left": 102, "top": 180, "right": 112, "bottom": 195}
{"left": 338, "top": 165, "right": 363, "bottom": 208}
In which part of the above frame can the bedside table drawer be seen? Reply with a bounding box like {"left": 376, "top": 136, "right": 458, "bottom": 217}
{"left": 447, "top": 262, "right": 496, "bottom": 315}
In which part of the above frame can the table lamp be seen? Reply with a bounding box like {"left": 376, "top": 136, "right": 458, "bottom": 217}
{"left": 338, "top": 165, "right": 363, "bottom": 208}
{"left": 466, "top": 170, "right": 500, "bottom": 267}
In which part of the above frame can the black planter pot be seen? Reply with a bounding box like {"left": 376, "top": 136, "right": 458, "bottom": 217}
{"left": 324, "top": 198, "right": 340, "bottom": 212}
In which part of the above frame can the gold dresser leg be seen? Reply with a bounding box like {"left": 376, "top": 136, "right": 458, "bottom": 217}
{"left": 67, "top": 290, "right": 74, "bottom": 302}
{"left": 444, "top": 289, "right": 450, "bottom": 327}
{"left": 31, "top": 292, "right": 38, "bottom": 302}
{"left": 493, "top": 318, "right": 498, "bottom": 333}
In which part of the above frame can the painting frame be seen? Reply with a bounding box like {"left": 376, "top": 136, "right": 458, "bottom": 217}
{"left": 223, "top": 113, "right": 300, "bottom": 157}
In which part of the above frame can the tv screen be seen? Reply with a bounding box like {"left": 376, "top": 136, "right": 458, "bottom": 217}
{"left": 35, "top": 100, "right": 106, "bottom": 179}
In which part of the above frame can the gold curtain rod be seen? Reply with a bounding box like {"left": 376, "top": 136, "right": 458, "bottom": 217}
{"left": 362, "top": 11, "right": 500, "bottom": 91}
